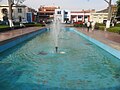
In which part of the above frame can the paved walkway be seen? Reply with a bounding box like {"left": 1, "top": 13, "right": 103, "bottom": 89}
{"left": 0, "top": 27, "right": 43, "bottom": 42}
{"left": 76, "top": 27, "right": 120, "bottom": 51}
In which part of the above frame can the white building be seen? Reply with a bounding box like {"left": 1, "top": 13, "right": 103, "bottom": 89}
{"left": 91, "top": 13, "right": 108, "bottom": 23}
{"left": 55, "top": 9, "right": 71, "bottom": 23}
{"left": 0, "top": 4, "right": 27, "bottom": 23}
{"left": 70, "top": 10, "right": 96, "bottom": 23}
{"left": 0, "top": 4, "right": 37, "bottom": 23}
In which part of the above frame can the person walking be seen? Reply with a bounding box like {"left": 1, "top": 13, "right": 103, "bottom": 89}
{"left": 87, "top": 21, "right": 90, "bottom": 32}
{"left": 91, "top": 21, "right": 96, "bottom": 31}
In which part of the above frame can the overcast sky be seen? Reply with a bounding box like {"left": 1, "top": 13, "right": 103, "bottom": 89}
{"left": 0, "top": 0, "right": 117, "bottom": 11}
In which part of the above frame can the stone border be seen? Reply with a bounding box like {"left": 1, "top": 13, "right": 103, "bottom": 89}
{"left": 0, "top": 28, "right": 47, "bottom": 53}
{"left": 71, "top": 28, "right": 120, "bottom": 60}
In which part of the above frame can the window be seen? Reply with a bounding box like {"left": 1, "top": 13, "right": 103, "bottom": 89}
{"left": 64, "top": 11, "right": 68, "bottom": 14}
{"left": 78, "top": 16, "right": 82, "bottom": 18}
{"left": 1, "top": 8, "right": 8, "bottom": 14}
{"left": 18, "top": 8, "right": 22, "bottom": 13}
{"left": 84, "top": 16, "right": 88, "bottom": 18}
{"left": 57, "top": 11, "right": 61, "bottom": 14}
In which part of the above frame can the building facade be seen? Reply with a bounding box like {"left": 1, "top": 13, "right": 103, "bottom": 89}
{"left": 55, "top": 9, "right": 71, "bottom": 23}
{"left": 38, "top": 6, "right": 60, "bottom": 22}
{"left": 91, "top": 13, "right": 108, "bottom": 23}
{"left": 0, "top": 4, "right": 26, "bottom": 23}
{"left": 70, "top": 9, "right": 95, "bottom": 23}
{"left": 0, "top": 4, "right": 37, "bottom": 23}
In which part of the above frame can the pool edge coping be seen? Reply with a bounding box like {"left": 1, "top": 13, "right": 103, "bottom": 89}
{"left": 0, "top": 28, "right": 47, "bottom": 53}
{"left": 71, "top": 28, "right": 120, "bottom": 60}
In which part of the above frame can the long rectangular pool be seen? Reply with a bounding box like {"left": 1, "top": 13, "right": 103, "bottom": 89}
{"left": 0, "top": 27, "right": 120, "bottom": 90}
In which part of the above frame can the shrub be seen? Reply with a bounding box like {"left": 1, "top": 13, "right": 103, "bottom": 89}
{"left": 99, "top": 26, "right": 105, "bottom": 31}
{"left": 115, "top": 24, "right": 120, "bottom": 27}
{"left": 74, "top": 24, "right": 83, "bottom": 27}
{"left": 34, "top": 23, "right": 44, "bottom": 27}
{"left": 94, "top": 23, "right": 106, "bottom": 30}
{"left": 107, "top": 27, "right": 120, "bottom": 34}
{"left": 0, "top": 25, "right": 9, "bottom": 29}
{"left": 96, "top": 23, "right": 106, "bottom": 26}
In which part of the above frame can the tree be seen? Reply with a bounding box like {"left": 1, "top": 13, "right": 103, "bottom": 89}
{"left": 8, "top": 0, "right": 25, "bottom": 28}
{"left": 88, "top": 0, "right": 112, "bottom": 28}
{"left": 116, "top": 0, "right": 120, "bottom": 16}
{"left": 104, "top": 0, "right": 112, "bottom": 29}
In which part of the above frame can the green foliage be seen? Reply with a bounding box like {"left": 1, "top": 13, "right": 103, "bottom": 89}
{"left": 34, "top": 23, "right": 43, "bottom": 27}
{"left": 0, "top": 25, "right": 9, "bottom": 29}
{"left": 74, "top": 24, "right": 83, "bottom": 27}
{"left": 94, "top": 23, "right": 120, "bottom": 34}
{"left": 116, "top": 0, "right": 120, "bottom": 16}
{"left": 23, "top": 23, "right": 44, "bottom": 27}
{"left": 95, "top": 23, "right": 105, "bottom": 26}
{"left": 95, "top": 23, "right": 105, "bottom": 30}
{"left": 99, "top": 26, "right": 105, "bottom": 31}
{"left": 0, "top": 23, "right": 43, "bottom": 32}
{"left": 115, "top": 23, "right": 120, "bottom": 27}
{"left": 107, "top": 27, "right": 120, "bottom": 34}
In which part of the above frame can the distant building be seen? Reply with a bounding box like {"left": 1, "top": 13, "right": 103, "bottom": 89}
{"left": 97, "top": 5, "right": 117, "bottom": 16}
{"left": 90, "top": 5, "right": 117, "bottom": 23}
{"left": 55, "top": 9, "right": 71, "bottom": 23}
{"left": 25, "top": 7, "right": 37, "bottom": 23}
{"left": 90, "top": 13, "right": 108, "bottom": 23}
{"left": 70, "top": 9, "right": 95, "bottom": 23}
{"left": 0, "top": 4, "right": 37, "bottom": 23}
{"left": 38, "top": 6, "right": 60, "bottom": 22}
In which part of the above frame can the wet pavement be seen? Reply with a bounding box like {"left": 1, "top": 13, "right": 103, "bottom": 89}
{"left": 0, "top": 27, "right": 43, "bottom": 42}
{"left": 76, "top": 27, "right": 120, "bottom": 51}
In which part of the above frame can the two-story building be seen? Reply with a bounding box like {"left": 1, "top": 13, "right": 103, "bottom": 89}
{"left": 55, "top": 9, "right": 71, "bottom": 23}
{"left": 90, "top": 5, "right": 117, "bottom": 23}
{"left": 38, "top": 6, "right": 60, "bottom": 23}
{"left": 0, "top": 4, "right": 37, "bottom": 23}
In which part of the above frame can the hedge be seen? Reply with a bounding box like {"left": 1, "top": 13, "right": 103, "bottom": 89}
{"left": 107, "top": 27, "right": 120, "bottom": 34}
{"left": 98, "top": 26, "right": 105, "bottom": 31}
{"left": 74, "top": 24, "right": 83, "bottom": 27}
{"left": 0, "top": 23, "right": 44, "bottom": 32}
{"left": 115, "top": 24, "right": 120, "bottom": 27}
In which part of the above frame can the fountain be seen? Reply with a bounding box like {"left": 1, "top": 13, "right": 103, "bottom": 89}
{"left": 1, "top": 16, "right": 120, "bottom": 90}
{"left": 52, "top": 15, "right": 61, "bottom": 53}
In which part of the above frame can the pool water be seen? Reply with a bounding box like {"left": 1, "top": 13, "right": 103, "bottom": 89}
{"left": 0, "top": 28, "right": 120, "bottom": 90}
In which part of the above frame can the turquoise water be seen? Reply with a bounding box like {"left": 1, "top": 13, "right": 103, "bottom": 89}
{"left": 0, "top": 28, "right": 120, "bottom": 90}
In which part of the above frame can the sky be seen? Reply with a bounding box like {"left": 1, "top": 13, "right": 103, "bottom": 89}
{"left": 0, "top": 0, "right": 117, "bottom": 11}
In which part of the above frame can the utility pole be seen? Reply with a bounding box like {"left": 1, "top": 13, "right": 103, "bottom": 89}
{"left": 104, "top": 0, "right": 112, "bottom": 29}
{"left": 8, "top": 0, "right": 14, "bottom": 28}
